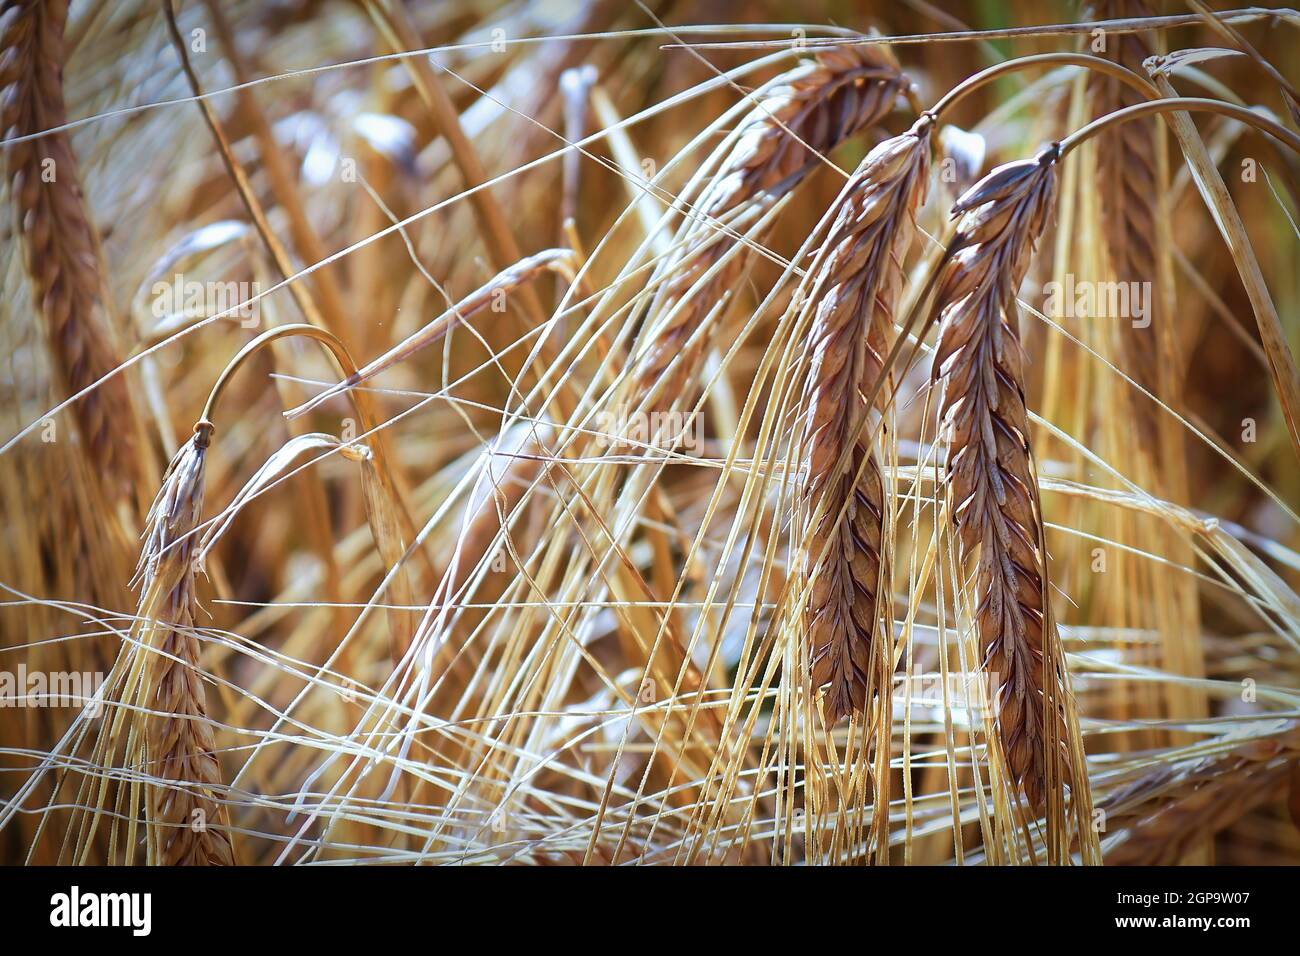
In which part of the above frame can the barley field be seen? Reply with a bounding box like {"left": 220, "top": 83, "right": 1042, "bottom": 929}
{"left": 1, "top": 0, "right": 1299, "bottom": 866}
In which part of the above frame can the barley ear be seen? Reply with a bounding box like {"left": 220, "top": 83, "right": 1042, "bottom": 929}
{"left": 1086, "top": 0, "right": 1162, "bottom": 444}
{"left": 932, "top": 146, "right": 1069, "bottom": 809}
{"left": 631, "top": 45, "right": 909, "bottom": 413}
{"left": 1, "top": 0, "right": 147, "bottom": 506}
{"left": 801, "top": 123, "right": 932, "bottom": 723}
{"left": 1099, "top": 737, "right": 1298, "bottom": 865}
{"left": 136, "top": 421, "right": 235, "bottom": 866}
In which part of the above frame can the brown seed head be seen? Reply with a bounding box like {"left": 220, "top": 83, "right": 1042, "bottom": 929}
{"left": 1, "top": 0, "right": 144, "bottom": 503}
{"left": 801, "top": 121, "right": 931, "bottom": 722}
{"left": 631, "top": 45, "right": 910, "bottom": 411}
{"left": 1098, "top": 736, "right": 1298, "bottom": 865}
{"left": 1086, "top": 0, "right": 1161, "bottom": 432}
{"left": 135, "top": 421, "right": 234, "bottom": 865}
{"left": 932, "top": 146, "right": 1062, "bottom": 807}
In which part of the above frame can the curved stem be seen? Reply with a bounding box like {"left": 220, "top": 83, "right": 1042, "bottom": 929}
{"left": 201, "top": 323, "right": 361, "bottom": 426}
{"left": 927, "top": 53, "right": 1158, "bottom": 124}
{"left": 197, "top": 323, "right": 434, "bottom": 584}
{"left": 1059, "top": 96, "right": 1300, "bottom": 157}
{"left": 927, "top": 56, "right": 1300, "bottom": 158}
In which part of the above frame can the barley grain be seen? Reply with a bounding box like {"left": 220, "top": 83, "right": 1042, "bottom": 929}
{"left": 1086, "top": 0, "right": 1161, "bottom": 438}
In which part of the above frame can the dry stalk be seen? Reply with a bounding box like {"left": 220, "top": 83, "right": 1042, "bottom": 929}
{"left": 630, "top": 45, "right": 909, "bottom": 411}
{"left": 135, "top": 421, "right": 235, "bottom": 865}
{"left": 932, "top": 147, "right": 1063, "bottom": 809}
{"left": 199, "top": 0, "right": 352, "bottom": 341}
{"left": 800, "top": 122, "right": 931, "bottom": 722}
{"left": 361, "top": 0, "right": 547, "bottom": 332}
{"left": 0, "top": 0, "right": 146, "bottom": 504}
{"left": 289, "top": 248, "right": 580, "bottom": 419}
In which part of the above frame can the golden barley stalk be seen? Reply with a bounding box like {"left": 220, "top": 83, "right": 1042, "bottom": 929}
{"left": 289, "top": 248, "right": 579, "bottom": 420}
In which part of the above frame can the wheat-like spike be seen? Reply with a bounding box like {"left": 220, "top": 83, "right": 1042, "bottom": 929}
{"left": 1098, "top": 737, "right": 1298, "bottom": 865}
{"left": 137, "top": 422, "right": 235, "bottom": 866}
{"left": 149, "top": 586, "right": 236, "bottom": 866}
{"left": 631, "top": 45, "right": 908, "bottom": 409}
{"left": 1087, "top": 0, "right": 1160, "bottom": 432}
{"left": 800, "top": 123, "right": 931, "bottom": 723}
{"left": 0, "top": 0, "right": 143, "bottom": 501}
{"left": 933, "top": 147, "right": 1061, "bottom": 808}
